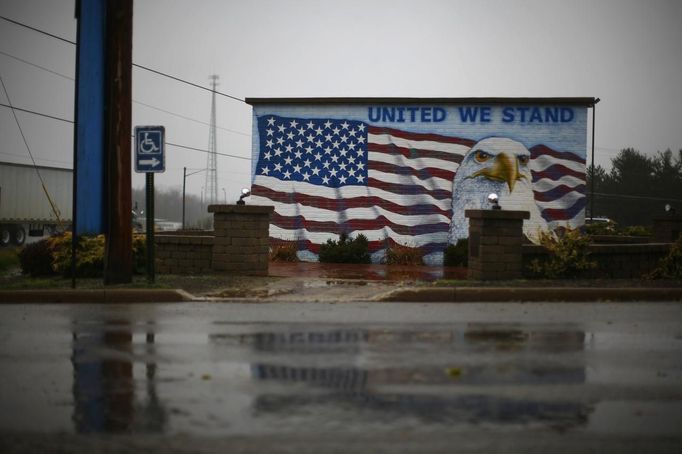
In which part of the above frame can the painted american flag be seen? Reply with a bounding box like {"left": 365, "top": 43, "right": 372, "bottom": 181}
{"left": 250, "top": 115, "right": 585, "bottom": 261}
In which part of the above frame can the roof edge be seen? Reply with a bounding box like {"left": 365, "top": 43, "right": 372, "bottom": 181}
{"left": 245, "top": 97, "right": 599, "bottom": 107}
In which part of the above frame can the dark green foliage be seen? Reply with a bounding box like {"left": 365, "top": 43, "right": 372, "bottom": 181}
{"left": 19, "top": 233, "right": 147, "bottom": 278}
{"left": 647, "top": 236, "right": 682, "bottom": 279}
{"left": 587, "top": 148, "right": 682, "bottom": 227}
{"left": 319, "top": 233, "right": 370, "bottom": 264}
{"left": 0, "top": 248, "right": 20, "bottom": 274}
{"left": 443, "top": 239, "right": 468, "bottom": 267}
{"left": 584, "top": 221, "right": 616, "bottom": 236}
{"left": 528, "top": 229, "right": 596, "bottom": 279}
{"left": 18, "top": 239, "right": 55, "bottom": 277}
{"left": 620, "top": 225, "right": 651, "bottom": 237}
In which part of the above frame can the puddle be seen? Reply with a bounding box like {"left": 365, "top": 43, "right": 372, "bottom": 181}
{"left": 1, "top": 311, "right": 680, "bottom": 442}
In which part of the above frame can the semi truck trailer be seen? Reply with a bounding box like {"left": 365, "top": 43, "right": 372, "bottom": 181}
{"left": 0, "top": 161, "right": 72, "bottom": 246}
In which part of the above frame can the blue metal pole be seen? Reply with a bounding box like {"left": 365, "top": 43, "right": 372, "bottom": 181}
{"left": 74, "top": 0, "right": 106, "bottom": 235}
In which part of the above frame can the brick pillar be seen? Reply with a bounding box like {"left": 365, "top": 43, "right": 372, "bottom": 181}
{"left": 208, "top": 204, "right": 274, "bottom": 276}
{"left": 652, "top": 216, "right": 682, "bottom": 243}
{"left": 465, "top": 209, "right": 529, "bottom": 280}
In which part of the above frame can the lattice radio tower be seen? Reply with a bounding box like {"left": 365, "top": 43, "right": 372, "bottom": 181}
{"left": 204, "top": 74, "right": 219, "bottom": 204}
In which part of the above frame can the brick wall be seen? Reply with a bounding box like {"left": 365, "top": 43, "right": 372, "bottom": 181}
{"left": 653, "top": 216, "right": 682, "bottom": 243}
{"left": 209, "top": 205, "right": 274, "bottom": 276}
{"left": 155, "top": 235, "right": 213, "bottom": 274}
{"left": 466, "top": 209, "right": 530, "bottom": 280}
{"left": 523, "top": 243, "right": 671, "bottom": 279}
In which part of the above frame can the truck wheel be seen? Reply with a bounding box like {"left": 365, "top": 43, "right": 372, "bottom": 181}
{"left": 0, "top": 228, "right": 10, "bottom": 247}
{"left": 13, "top": 226, "right": 26, "bottom": 246}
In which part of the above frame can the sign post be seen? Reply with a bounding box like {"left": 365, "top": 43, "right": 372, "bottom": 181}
{"left": 135, "top": 126, "right": 165, "bottom": 283}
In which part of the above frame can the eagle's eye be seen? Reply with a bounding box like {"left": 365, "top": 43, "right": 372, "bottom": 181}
{"left": 517, "top": 155, "right": 529, "bottom": 166}
{"left": 474, "top": 150, "right": 492, "bottom": 163}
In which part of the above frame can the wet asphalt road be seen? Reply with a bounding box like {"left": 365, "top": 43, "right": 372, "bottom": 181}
{"left": 1, "top": 301, "right": 681, "bottom": 453}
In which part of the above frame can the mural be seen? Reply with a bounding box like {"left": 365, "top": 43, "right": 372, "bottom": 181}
{"left": 248, "top": 101, "right": 588, "bottom": 264}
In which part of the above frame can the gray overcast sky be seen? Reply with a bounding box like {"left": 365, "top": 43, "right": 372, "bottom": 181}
{"left": 1, "top": 0, "right": 681, "bottom": 200}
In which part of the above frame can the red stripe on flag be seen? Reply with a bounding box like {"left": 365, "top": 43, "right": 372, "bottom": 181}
{"left": 252, "top": 185, "right": 451, "bottom": 217}
{"left": 368, "top": 126, "right": 476, "bottom": 147}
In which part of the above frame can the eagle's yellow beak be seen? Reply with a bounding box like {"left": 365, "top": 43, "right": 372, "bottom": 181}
{"left": 469, "top": 152, "right": 525, "bottom": 193}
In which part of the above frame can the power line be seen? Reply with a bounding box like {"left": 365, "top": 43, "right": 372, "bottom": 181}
{"left": 0, "top": 74, "right": 65, "bottom": 225}
{"left": 0, "top": 150, "right": 72, "bottom": 166}
{"left": 133, "top": 99, "right": 249, "bottom": 136}
{"left": 0, "top": 15, "right": 246, "bottom": 103}
{"left": 1, "top": 101, "right": 251, "bottom": 161}
{"left": 165, "top": 140, "right": 250, "bottom": 161}
{"left": 0, "top": 102, "right": 74, "bottom": 123}
{"left": 0, "top": 49, "right": 74, "bottom": 81}
{"left": 0, "top": 15, "right": 75, "bottom": 45}
{"left": 132, "top": 64, "right": 245, "bottom": 103}
{"left": 0, "top": 48, "right": 251, "bottom": 136}
{"left": 592, "top": 192, "right": 682, "bottom": 203}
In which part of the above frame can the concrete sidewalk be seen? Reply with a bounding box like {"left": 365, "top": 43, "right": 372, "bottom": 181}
{"left": 3, "top": 280, "right": 682, "bottom": 303}
{"left": 2, "top": 261, "right": 681, "bottom": 303}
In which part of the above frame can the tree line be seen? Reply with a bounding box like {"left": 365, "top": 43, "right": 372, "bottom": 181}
{"left": 131, "top": 188, "right": 212, "bottom": 229}
{"left": 587, "top": 148, "right": 682, "bottom": 226}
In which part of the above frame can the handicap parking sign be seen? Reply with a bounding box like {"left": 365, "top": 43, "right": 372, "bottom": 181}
{"left": 135, "top": 126, "right": 165, "bottom": 173}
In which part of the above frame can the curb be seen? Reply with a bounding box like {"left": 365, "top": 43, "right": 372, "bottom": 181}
{"left": 0, "top": 289, "right": 195, "bottom": 304}
{"left": 375, "top": 287, "right": 682, "bottom": 302}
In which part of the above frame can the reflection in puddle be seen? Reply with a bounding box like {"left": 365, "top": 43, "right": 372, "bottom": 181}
{"left": 71, "top": 320, "right": 167, "bottom": 433}
{"left": 213, "top": 324, "right": 591, "bottom": 430}
{"left": 60, "top": 318, "right": 681, "bottom": 439}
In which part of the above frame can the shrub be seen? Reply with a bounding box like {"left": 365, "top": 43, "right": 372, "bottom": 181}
{"left": 528, "top": 229, "right": 596, "bottom": 279}
{"left": 18, "top": 239, "right": 55, "bottom": 277}
{"left": 584, "top": 222, "right": 614, "bottom": 236}
{"left": 270, "top": 243, "right": 299, "bottom": 262}
{"left": 132, "top": 234, "right": 147, "bottom": 273}
{"left": 0, "top": 248, "right": 19, "bottom": 274}
{"left": 621, "top": 225, "right": 651, "bottom": 237}
{"left": 443, "top": 239, "right": 468, "bottom": 267}
{"left": 647, "top": 236, "right": 682, "bottom": 279}
{"left": 19, "top": 232, "right": 147, "bottom": 278}
{"left": 385, "top": 242, "right": 423, "bottom": 265}
{"left": 319, "top": 233, "right": 370, "bottom": 264}
{"left": 50, "top": 233, "right": 105, "bottom": 277}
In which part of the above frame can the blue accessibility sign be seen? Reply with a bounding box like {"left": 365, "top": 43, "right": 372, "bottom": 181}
{"left": 134, "top": 126, "right": 165, "bottom": 173}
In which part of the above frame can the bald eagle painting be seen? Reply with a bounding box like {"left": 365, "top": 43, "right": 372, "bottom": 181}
{"left": 447, "top": 137, "right": 546, "bottom": 244}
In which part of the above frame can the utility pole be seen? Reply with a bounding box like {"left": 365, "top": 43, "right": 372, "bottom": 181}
{"left": 204, "top": 75, "right": 219, "bottom": 205}
{"left": 103, "top": 0, "right": 133, "bottom": 284}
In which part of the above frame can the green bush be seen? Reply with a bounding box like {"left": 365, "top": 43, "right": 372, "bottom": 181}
{"left": 528, "top": 229, "right": 596, "bottom": 279}
{"left": 50, "top": 233, "right": 104, "bottom": 277}
{"left": 19, "top": 232, "right": 147, "bottom": 278}
{"left": 319, "top": 233, "right": 370, "bottom": 264}
{"left": 443, "top": 239, "right": 468, "bottom": 267}
{"left": 620, "top": 225, "right": 651, "bottom": 237}
{"left": 0, "top": 248, "right": 20, "bottom": 274}
{"left": 18, "top": 240, "right": 55, "bottom": 277}
{"left": 385, "top": 242, "right": 423, "bottom": 265}
{"left": 132, "top": 234, "right": 147, "bottom": 273}
{"left": 584, "top": 222, "right": 615, "bottom": 236}
{"left": 647, "top": 236, "right": 682, "bottom": 279}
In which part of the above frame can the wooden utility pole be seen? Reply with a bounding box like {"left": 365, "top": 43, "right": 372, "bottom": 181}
{"left": 103, "top": 0, "right": 133, "bottom": 284}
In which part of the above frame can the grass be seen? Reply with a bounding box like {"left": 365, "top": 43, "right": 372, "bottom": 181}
{"left": 0, "top": 270, "right": 279, "bottom": 295}
{"left": 0, "top": 248, "right": 20, "bottom": 274}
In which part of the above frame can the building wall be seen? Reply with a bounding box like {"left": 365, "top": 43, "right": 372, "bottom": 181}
{"left": 248, "top": 101, "right": 588, "bottom": 264}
